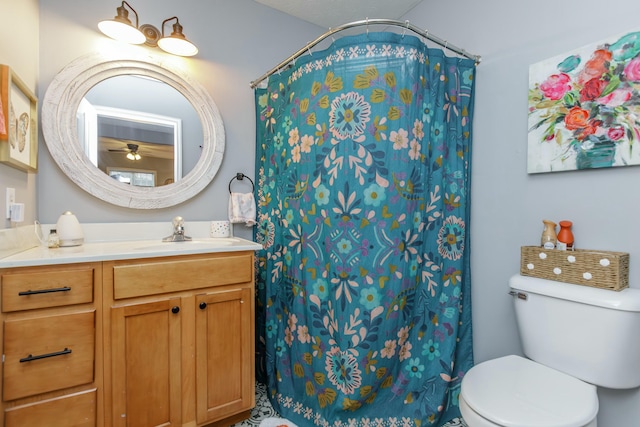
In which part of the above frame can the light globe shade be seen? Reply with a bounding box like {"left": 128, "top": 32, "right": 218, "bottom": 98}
{"left": 158, "top": 37, "right": 198, "bottom": 57}
{"left": 99, "top": 20, "right": 146, "bottom": 44}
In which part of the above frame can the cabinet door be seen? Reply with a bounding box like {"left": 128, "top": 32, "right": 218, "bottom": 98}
{"left": 195, "top": 288, "right": 254, "bottom": 424}
{"left": 111, "top": 298, "right": 182, "bottom": 427}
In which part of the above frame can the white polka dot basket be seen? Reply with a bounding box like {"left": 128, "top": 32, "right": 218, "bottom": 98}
{"left": 520, "top": 246, "right": 629, "bottom": 291}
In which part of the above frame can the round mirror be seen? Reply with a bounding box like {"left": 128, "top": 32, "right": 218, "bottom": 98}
{"left": 80, "top": 75, "right": 203, "bottom": 187}
{"left": 42, "top": 51, "right": 224, "bottom": 209}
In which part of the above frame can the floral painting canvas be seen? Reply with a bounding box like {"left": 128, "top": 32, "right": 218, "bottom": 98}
{"left": 528, "top": 31, "right": 640, "bottom": 173}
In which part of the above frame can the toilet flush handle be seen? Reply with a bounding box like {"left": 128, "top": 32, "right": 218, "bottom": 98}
{"left": 508, "top": 290, "right": 528, "bottom": 301}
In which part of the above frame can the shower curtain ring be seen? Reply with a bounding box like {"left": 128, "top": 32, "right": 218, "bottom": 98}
{"left": 402, "top": 20, "right": 409, "bottom": 38}
{"left": 329, "top": 27, "right": 336, "bottom": 43}
{"left": 366, "top": 17, "right": 369, "bottom": 36}
{"left": 306, "top": 42, "right": 313, "bottom": 57}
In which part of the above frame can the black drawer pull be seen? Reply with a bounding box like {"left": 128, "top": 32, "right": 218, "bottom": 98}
{"left": 20, "top": 348, "right": 72, "bottom": 363}
{"left": 19, "top": 286, "right": 72, "bottom": 296}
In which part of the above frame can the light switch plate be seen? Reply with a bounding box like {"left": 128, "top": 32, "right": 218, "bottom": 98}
{"left": 6, "top": 188, "right": 15, "bottom": 219}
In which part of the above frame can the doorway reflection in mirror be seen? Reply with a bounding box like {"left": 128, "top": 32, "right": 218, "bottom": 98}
{"left": 77, "top": 74, "right": 203, "bottom": 187}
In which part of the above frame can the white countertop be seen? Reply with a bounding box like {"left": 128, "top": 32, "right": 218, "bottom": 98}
{"left": 0, "top": 237, "right": 263, "bottom": 269}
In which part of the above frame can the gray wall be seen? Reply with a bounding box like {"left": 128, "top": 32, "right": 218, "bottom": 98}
{"left": 403, "top": 0, "right": 640, "bottom": 425}
{"left": 37, "top": 0, "right": 323, "bottom": 239}
{"left": 0, "top": 0, "right": 38, "bottom": 229}
{"left": 6, "top": 0, "right": 640, "bottom": 424}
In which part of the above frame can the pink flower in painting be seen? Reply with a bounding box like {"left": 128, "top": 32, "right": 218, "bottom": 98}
{"left": 598, "top": 89, "right": 632, "bottom": 107}
{"left": 624, "top": 56, "right": 640, "bottom": 81}
{"left": 539, "top": 73, "right": 572, "bottom": 100}
{"left": 608, "top": 126, "right": 626, "bottom": 141}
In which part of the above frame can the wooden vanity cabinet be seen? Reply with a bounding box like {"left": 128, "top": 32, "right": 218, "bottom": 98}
{"left": 103, "top": 251, "right": 255, "bottom": 427}
{"left": 0, "top": 262, "right": 103, "bottom": 427}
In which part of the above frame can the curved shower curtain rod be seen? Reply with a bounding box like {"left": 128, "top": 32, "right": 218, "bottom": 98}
{"left": 250, "top": 18, "right": 481, "bottom": 89}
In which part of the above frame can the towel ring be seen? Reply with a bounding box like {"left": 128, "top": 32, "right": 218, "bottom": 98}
{"left": 228, "top": 173, "right": 255, "bottom": 194}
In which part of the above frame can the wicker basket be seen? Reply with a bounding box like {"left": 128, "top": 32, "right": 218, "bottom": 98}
{"left": 520, "top": 246, "right": 629, "bottom": 291}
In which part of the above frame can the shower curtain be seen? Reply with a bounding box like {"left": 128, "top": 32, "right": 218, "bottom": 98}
{"left": 254, "top": 32, "right": 476, "bottom": 426}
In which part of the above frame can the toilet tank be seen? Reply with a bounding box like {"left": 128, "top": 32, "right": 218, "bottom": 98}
{"left": 510, "top": 274, "right": 640, "bottom": 389}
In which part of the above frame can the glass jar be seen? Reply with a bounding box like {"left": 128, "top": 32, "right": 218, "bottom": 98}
{"left": 47, "top": 229, "right": 60, "bottom": 248}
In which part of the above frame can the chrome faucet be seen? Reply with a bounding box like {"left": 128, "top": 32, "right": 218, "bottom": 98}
{"left": 162, "top": 216, "right": 192, "bottom": 242}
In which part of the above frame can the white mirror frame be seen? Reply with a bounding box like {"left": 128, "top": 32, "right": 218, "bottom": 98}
{"left": 42, "top": 51, "right": 225, "bottom": 209}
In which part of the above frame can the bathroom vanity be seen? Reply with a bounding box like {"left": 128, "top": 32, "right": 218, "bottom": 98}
{"left": 0, "top": 236, "right": 261, "bottom": 427}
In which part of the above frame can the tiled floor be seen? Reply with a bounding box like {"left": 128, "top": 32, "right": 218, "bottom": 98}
{"left": 231, "top": 382, "right": 280, "bottom": 427}
{"left": 232, "top": 382, "right": 468, "bottom": 427}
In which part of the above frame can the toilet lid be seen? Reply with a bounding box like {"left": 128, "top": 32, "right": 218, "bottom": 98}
{"left": 461, "top": 355, "right": 598, "bottom": 427}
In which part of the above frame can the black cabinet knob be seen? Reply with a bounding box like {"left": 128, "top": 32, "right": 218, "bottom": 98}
{"left": 199, "top": 302, "right": 207, "bottom": 310}
{"left": 171, "top": 306, "right": 180, "bottom": 314}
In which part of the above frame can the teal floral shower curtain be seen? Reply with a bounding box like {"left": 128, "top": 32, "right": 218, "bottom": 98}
{"left": 254, "top": 32, "right": 476, "bottom": 426}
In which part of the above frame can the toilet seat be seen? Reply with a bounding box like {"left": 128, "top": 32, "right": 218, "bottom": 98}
{"left": 460, "top": 355, "right": 598, "bottom": 427}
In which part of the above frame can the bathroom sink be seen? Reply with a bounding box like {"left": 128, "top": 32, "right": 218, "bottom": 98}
{"left": 133, "top": 239, "right": 237, "bottom": 251}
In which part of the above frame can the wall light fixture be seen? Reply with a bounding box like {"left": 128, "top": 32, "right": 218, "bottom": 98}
{"left": 98, "top": 1, "right": 198, "bottom": 57}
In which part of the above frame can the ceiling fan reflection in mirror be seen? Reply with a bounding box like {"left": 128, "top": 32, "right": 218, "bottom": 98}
{"left": 108, "top": 142, "right": 142, "bottom": 160}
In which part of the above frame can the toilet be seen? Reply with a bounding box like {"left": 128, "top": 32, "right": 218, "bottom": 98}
{"left": 460, "top": 274, "right": 640, "bottom": 427}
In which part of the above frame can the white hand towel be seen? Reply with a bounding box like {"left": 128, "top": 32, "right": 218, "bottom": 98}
{"left": 228, "top": 192, "right": 256, "bottom": 226}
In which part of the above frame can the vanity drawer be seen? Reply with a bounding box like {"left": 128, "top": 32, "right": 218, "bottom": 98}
{"left": 4, "top": 389, "right": 96, "bottom": 427}
{"left": 112, "top": 253, "right": 253, "bottom": 299}
{"left": 1, "top": 266, "right": 95, "bottom": 312}
{"left": 3, "top": 310, "right": 95, "bottom": 401}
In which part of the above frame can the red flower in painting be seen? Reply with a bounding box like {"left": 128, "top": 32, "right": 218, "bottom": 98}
{"left": 575, "top": 120, "right": 602, "bottom": 141}
{"left": 564, "top": 106, "right": 590, "bottom": 131}
{"left": 580, "top": 78, "right": 607, "bottom": 101}
{"left": 577, "top": 49, "right": 612, "bottom": 85}
{"left": 539, "top": 73, "right": 571, "bottom": 100}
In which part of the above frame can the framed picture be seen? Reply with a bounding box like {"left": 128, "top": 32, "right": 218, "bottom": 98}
{"left": 528, "top": 29, "right": 640, "bottom": 173}
{"left": 0, "top": 65, "right": 38, "bottom": 171}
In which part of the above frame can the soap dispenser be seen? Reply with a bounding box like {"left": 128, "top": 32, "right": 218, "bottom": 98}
{"left": 56, "top": 211, "right": 84, "bottom": 247}
{"left": 540, "top": 220, "right": 557, "bottom": 250}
